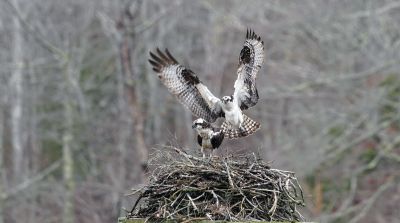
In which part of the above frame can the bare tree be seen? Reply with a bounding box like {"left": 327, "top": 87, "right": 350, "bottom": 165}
{"left": 0, "top": 0, "right": 399, "bottom": 222}
{"left": 10, "top": 0, "right": 24, "bottom": 183}
{"left": 0, "top": 96, "right": 5, "bottom": 223}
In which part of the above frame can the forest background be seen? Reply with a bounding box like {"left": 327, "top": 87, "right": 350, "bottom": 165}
{"left": 0, "top": 0, "right": 399, "bottom": 222}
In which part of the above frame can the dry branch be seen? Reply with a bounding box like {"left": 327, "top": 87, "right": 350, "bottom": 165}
{"left": 127, "top": 148, "right": 305, "bottom": 222}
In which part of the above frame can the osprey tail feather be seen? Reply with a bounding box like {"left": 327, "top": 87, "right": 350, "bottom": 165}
{"left": 222, "top": 114, "right": 260, "bottom": 139}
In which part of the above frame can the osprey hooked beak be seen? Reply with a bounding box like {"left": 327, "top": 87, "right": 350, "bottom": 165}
{"left": 192, "top": 118, "right": 205, "bottom": 129}
{"left": 222, "top": 95, "right": 233, "bottom": 104}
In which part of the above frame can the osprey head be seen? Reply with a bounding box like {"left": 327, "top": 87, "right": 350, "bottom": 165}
{"left": 222, "top": 95, "right": 233, "bottom": 104}
{"left": 192, "top": 118, "right": 210, "bottom": 129}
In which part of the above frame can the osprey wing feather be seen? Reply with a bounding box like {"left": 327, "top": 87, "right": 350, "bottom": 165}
{"left": 149, "top": 48, "right": 222, "bottom": 123}
{"left": 234, "top": 29, "right": 264, "bottom": 110}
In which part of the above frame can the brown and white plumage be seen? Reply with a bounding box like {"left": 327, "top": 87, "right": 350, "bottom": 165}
{"left": 234, "top": 29, "right": 264, "bottom": 110}
{"left": 149, "top": 49, "right": 223, "bottom": 123}
{"left": 149, "top": 29, "right": 264, "bottom": 140}
{"left": 222, "top": 114, "right": 260, "bottom": 139}
{"left": 192, "top": 118, "right": 224, "bottom": 158}
{"left": 220, "top": 29, "right": 264, "bottom": 138}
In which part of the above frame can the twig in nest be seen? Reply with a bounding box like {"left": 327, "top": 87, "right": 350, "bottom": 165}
{"left": 187, "top": 194, "right": 198, "bottom": 211}
{"left": 210, "top": 190, "right": 219, "bottom": 207}
{"left": 268, "top": 191, "right": 278, "bottom": 216}
{"left": 224, "top": 159, "right": 235, "bottom": 189}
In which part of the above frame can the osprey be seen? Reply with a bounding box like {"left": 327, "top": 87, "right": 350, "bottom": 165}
{"left": 149, "top": 29, "right": 264, "bottom": 139}
{"left": 192, "top": 118, "right": 224, "bottom": 158}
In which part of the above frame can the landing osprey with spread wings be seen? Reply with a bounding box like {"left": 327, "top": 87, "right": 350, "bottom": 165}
{"left": 149, "top": 29, "right": 264, "bottom": 139}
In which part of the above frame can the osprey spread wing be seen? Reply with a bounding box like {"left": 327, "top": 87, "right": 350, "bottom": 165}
{"left": 148, "top": 49, "right": 223, "bottom": 123}
{"left": 234, "top": 29, "right": 264, "bottom": 110}
{"left": 221, "top": 29, "right": 264, "bottom": 138}
{"left": 149, "top": 29, "right": 264, "bottom": 139}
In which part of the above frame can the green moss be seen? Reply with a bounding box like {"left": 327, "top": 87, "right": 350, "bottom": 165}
{"left": 304, "top": 173, "right": 316, "bottom": 188}
{"left": 42, "top": 138, "right": 63, "bottom": 177}
{"left": 330, "top": 217, "right": 348, "bottom": 223}
{"left": 359, "top": 147, "right": 378, "bottom": 164}
{"left": 328, "top": 125, "right": 345, "bottom": 138}
{"left": 379, "top": 74, "right": 400, "bottom": 125}
{"left": 379, "top": 74, "right": 398, "bottom": 87}
{"left": 37, "top": 100, "right": 63, "bottom": 114}
{"left": 42, "top": 139, "right": 62, "bottom": 161}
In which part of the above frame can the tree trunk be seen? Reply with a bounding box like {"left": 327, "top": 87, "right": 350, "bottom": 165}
{"left": 11, "top": 0, "right": 24, "bottom": 182}
{"left": 120, "top": 36, "right": 148, "bottom": 177}
{"left": 0, "top": 106, "right": 4, "bottom": 223}
{"left": 114, "top": 38, "right": 129, "bottom": 218}
{"left": 27, "top": 63, "right": 39, "bottom": 223}
{"left": 62, "top": 61, "right": 75, "bottom": 223}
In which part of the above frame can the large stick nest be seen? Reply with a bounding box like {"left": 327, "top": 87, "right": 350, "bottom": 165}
{"left": 127, "top": 147, "right": 305, "bottom": 222}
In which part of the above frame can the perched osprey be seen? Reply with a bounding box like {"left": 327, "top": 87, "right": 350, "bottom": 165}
{"left": 192, "top": 118, "right": 224, "bottom": 158}
{"left": 149, "top": 29, "right": 264, "bottom": 139}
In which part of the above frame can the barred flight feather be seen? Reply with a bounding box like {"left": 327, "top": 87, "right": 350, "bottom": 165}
{"left": 149, "top": 49, "right": 220, "bottom": 123}
{"left": 234, "top": 29, "right": 264, "bottom": 111}
{"left": 221, "top": 114, "right": 261, "bottom": 139}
